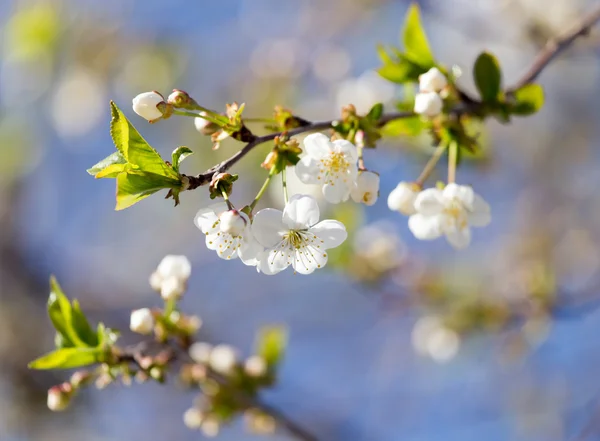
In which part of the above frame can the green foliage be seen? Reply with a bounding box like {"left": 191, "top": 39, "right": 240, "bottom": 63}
{"left": 473, "top": 52, "right": 502, "bottom": 103}
{"left": 509, "top": 83, "right": 545, "bottom": 115}
{"left": 29, "top": 277, "right": 117, "bottom": 370}
{"left": 88, "top": 102, "right": 185, "bottom": 210}
{"left": 256, "top": 326, "right": 287, "bottom": 367}
{"left": 382, "top": 117, "right": 424, "bottom": 137}
{"left": 402, "top": 3, "right": 435, "bottom": 68}
{"left": 366, "top": 103, "right": 383, "bottom": 122}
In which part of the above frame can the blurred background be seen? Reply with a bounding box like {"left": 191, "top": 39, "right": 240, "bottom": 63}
{"left": 2, "top": 0, "right": 600, "bottom": 440}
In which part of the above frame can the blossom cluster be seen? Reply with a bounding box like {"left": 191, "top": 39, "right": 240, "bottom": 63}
{"left": 413, "top": 67, "right": 447, "bottom": 118}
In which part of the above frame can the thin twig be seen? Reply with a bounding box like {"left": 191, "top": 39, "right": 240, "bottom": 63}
{"left": 507, "top": 4, "right": 600, "bottom": 92}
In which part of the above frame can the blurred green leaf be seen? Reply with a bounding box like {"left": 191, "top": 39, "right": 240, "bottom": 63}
{"left": 366, "top": 103, "right": 383, "bottom": 121}
{"left": 377, "top": 58, "right": 424, "bottom": 84}
{"left": 28, "top": 348, "right": 101, "bottom": 370}
{"left": 403, "top": 3, "right": 435, "bottom": 68}
{"left": 97, "top": 323, "right": 120, "bottom": 347}
{"left": 48, "top": 276, "right": 87, "bottom": 348}
{"left": 115, "top": 171, "right": 179, "bottom": 211}
{"left": 510, "top": 83, "right": 545, "bottom": 115}
{"left": 256, "top": 326, "right": 287, "bottom": 367}
{"left": 87, "top": 152, "right": 127, "bottom": 178}
{"left": 171, "top": 146, "right": 194, "bottom": 174}
{"left": 382, "top": 117, "right": 424, "bottom": 137}
{"left": 72, "top": 300, "right": 98, "bottom": 347}
{"left": 473, "top": 52, "right": 502, "bottom": 103}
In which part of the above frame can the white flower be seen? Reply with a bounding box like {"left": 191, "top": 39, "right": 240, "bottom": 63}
{"left": 295, "top": 133, "right": 359, "bottom": 204}
{"left": 189, "top": 342, "right": 213, "bottom": 364}
{"left": 194, "top": 202, "right": 262, "bottom": 265}
{"left": 219, "top": 210, "right": 247, "bottom": 236}
{"left": 132, "top": 91, "right": 164, "bottom": 121}
{"left": 418, "top": 67, "right": 448, "bottom": 93}
{"left": 350, "top": 170, "right": 380, "bottom": 206}
{"left": 194, "top": 113, "right": 209, "bottom": 132}
{"left": 129, "top": 308, "right": 154, "bottom": 335}
{"left": 387, "top": 181, "right": 420, "bottom": 215}
{"left": 160, "top": 276, "right": 185, "bottom": 300}
{"left": 252, "top": 194, "right": 347, "bottom": 275}
{"left": 244, "top": 355, "right": 267, "bottom": 377}
{"left": 201, "top": 416, "right": 220, "bottom": 437}
{"left": 414, "top": 92, "right": 443, "bottom": 117}
{"left": 408, "top": 183, "right": 491, "bottom": 249}
{"left": 209, "top": 344, "right": 238, "bottom": 374}
{"left": 156, "top": 255, "right": 192, "bottom": 282}
{"left": 47, "top": 385, "right": 71, "bottom": 411}
{"left": 183, "top": 408, "right": 204, "bottom": 429}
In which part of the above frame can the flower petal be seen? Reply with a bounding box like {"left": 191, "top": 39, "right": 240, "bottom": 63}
{"left": 414, "top": 188, "right": 445, "bottom": 215}
{"left": 295, "top": 156, "right": 321, "bottom": 185}
{"left": 309, "top": 220, "right": 347, "bottom": 249}
{"left": 332, "top": 139, "right": 358, "bottom": 164}
{"left": 322, "top": 182, "right": 350, "bottom": 204}
{"left": 292, "top": 246, "right": 327, "bottom": 274}
{"left": 445, "top": 227, "right": 471, "bottom": 249}
{"left": 238, "top": 236, "right": 263, "bottom": 266}
{"left": 252, "top": 208, "right": 286, "bottom": 248}
{"left": 282, "top": 194, "right": 320, "bottom": 229}
{"left": 408, "top": 213, "right": 443, "bottom": 240}
{"left": 443, "top": 183, "right": 473, "bottom": 208}
{"left": 468, "top": 194, "right": 491, "bottom": 227}
{"left": 303, "top": 133, "right": 333, "bottom": 159}
{"left": 264, "top": 245, "right": 293, "bottom": 274}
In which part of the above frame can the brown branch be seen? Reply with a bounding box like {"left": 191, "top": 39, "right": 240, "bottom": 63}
{"left": 119, "top": 341, "right": 319, "bottom": 441}
{"left": 507, "top": 4, "right": 600, "bottom": 92}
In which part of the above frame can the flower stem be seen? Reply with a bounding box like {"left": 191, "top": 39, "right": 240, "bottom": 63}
{"left": 221, "top": 189, "right": 234, "bottom": 210}
{"left": 447, "top": 141, "right": 458, "bottom": 184}
{"left": 282, "top": 167, "right": 289, "bottom": 204}
{"left": 415, "top": 144, "right": 448, "bottom": 187}
{"left": 250, "top": 168, "right": 277, "bottom": 211}
{"left": 172, "top": 109, "right": 223, "bottom": 125}
{"left": 244, "top": 117, "right": 277, "bottom": 124}
{"left": 164, "top": 298, "right": 176, "bottom": 318}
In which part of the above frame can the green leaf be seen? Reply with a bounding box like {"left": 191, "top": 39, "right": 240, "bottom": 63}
{"left": 510, "top": 83, "right": 545, "bottom": 115}
{"left": 71, "top": 300, "right": 98, "bottom": 347}
{"left": 377, "top": 59, "right": 424, "bottom": 84}
{"left": 381, "top": 117, "right": 424, "bottom": 137}
{"left": 28, "top": 347, "right": 101, "bottom": 370}
{"left": 403, "top": 3, "right": 435, "bottom": 68}
{"left": 115, "top": 171, "right": 180, "bottom": 210}
{"left": 171, "top": 146, "right": 193, "bottom": 174}
{"left": 109, "top": 101, "right": 178, "bottom": 180}
{"left": 366, "top": 103, "right": 383, "bottom": 121}
{"left": 48, "top": 277, "right": 87, "bottom": 348}
{"left": 473, "top": 52, "right": 502, "bottom": 103}
{"left": 256, "top": 326, "right": 287, "bottom": 367}
{"left": 97, "top": 323, "right": 119, "bottom": 347}
{"left": 87, "top": 151, "right": 127, "bottom": 177}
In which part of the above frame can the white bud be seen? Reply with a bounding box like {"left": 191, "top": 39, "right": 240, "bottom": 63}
{"left": 219, "top": 210, "right": 247, "bottom": 236}
{"left": 129, "top": 308, "right": 154, "bottom": 335}
{"left": 194, "top": 112, "right": 209, "bottom": 132}
{"left": 156, "top": 255, "right": 191, "bottom": 282}
{"left": 160, "top": 276, "right": 185, "bottom": 301}
{"left": 244, "top": 355, "right": 267, "bottom": 377}
{"left": 132, "top": 91, "right": 165, "bottom": 121}
{"left": 350, "top": 171, "right": 380, "bottom": 206}
{"left": 414, "top": 92, "right": 443, "bottom": 117}
{"left": 149, "top": 271, "right": 163, "bottom": 291}
{"left": 183, "top": 407, "right": 204, "bottom": 429}
{"left": 209, "top": 344, "right": 238, "bottom": 375}
{"left": 47, "top": 385, "right": 71, "bottom": 411}
{"left": 387, "top": 181, "right": 419, "bottom": 215}
{"left": 189, "top": 342, "right": 213, "bottom": 364}
{"left": 201, "top": 416, "right": 220, "bottom": 437}
{"left": 418, "top": 67, "right": 448, "bottom": 93}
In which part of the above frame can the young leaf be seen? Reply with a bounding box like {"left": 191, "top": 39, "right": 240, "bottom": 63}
{"left": 256, "top": 326, "right": 288, "bottom": 367}
{"left": 115, "top": 171, "right": 180, "bottom": 211}
{"left": 377, "top": 59, "right": 424, "bottom": 84}
{"left": 473, "top": 52, "right": 502, "bottom": 103}
{"left": 171, "top": 146, "right": 194, "bottom": 174}
{"left": 71, "top": 300, "right": 98, "bottom": 347}
{"left": 87, "top": 151, "right": 127, "bottom": 177}
{"left": 510, "top": 83, "right": 545, "bottom": 115}
{"left": 28, "top": 347, "right": 102, "bottom": 370}
{"left": 48, "top": 276, "right": 87, "bottom": 348}
{"left": 381, "top": 117, "right": 424, "bottom": 137}
{"left": 403, "top": 3, "right": 435, "bottom": 68}
{"left": 366, "top": 103, "right": 384, "bottom": 122}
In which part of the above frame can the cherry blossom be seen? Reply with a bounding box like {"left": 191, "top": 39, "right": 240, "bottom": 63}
{"left": 252, "top": 194, "right": 347, "bottom": 275}
{"left": 418, "top": 67, "right": 448, "bottom": 93}
{"left": 350, "top": 170, "right": 380, "bottom": 206}
{"left": 132, "top": 91, "right": 165, "bottom": 121}
{"left": 414, "top": 91, "right": 443, "bottom": 117}
{"left": 408, "top": 183, "right": 491, "bottom": 249}
{"left": 295, "top": 133, "right": 359, "bottom": 204}
{"left": 387, "top": 181, "right": 420, "bottom": 215}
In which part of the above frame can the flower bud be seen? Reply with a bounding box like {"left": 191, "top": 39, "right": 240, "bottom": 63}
{"left": 160, "top": 276, "right": 185, "bottom": 301}
{"left": 387, "top": 181, "right": 420, "bottom": 215}
{"left": 167, "top": 89, "right": 197, "bottom": 109}
{"left": 219, "top": 210, "right": 247, "bottom": 236}
{"left": 132, "top": 91, "right": 165, "bottom": 122}
{"left": 129, "top": 308, "right": 155, "bottom": 335}
{"left": 413, "top": 92, "right": 443, "bottom": 117}
{"left": 156, "top": 255, "right": 191, "bottom": 282}
{"left": 244, "top": 355, "right": 267, "bottom": 377}
{"left": 350, "top": 171, "right": 380, "bottom": 206}
{"left": 47, "top": 383, "right": 72, "bottom": 412}
{"left": 70, "top": 370, "right": 93, "bottom": 388}
{"left": 208, "top": 344, "right": 238, "bottom": 375}
{"left": 149, "top": 271, "right": 163, "bottom": 292}
{"left": 418, "top": 67, "right": 448, "bottom": 93}
{"left": 189, "top": 342, "right": 213, "bottom": 364}
{"left": 194, "top": 112, "right": 219, "bottom": 136}
{"left": 183, "top": 407, "right": 204, "bottom": 429}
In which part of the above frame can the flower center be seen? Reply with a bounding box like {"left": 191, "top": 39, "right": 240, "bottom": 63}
{"left": 284, "top": 230, "right": 306, "bottom": 249}
{"left": 444, "top": 199, "right": 468, "bottom": 229}
{"left": 319, "top": 152, "right": 350, "bottom": 183}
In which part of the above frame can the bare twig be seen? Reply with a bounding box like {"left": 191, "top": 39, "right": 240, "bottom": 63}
{"left": 507, "top": 4, "right": 600, "bottom": 92}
